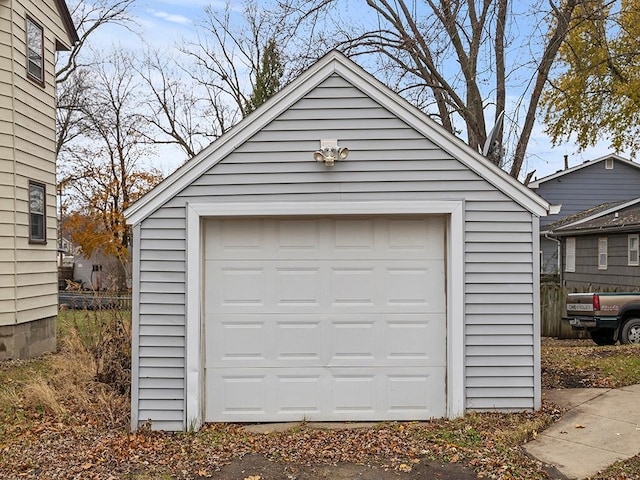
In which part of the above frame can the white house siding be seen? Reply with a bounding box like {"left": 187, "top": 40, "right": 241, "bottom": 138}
{"left": 133, "top": 74, "right": 538, "bottom": 430}
{"left": 0, "top": 0, "right": 71, "bottom": 329}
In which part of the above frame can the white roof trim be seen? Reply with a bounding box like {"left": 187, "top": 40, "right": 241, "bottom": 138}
{"left": 529, "top": 153, "right": 636, "bottom": 188}
{"left": 553, "top": 197, "right": 640, "bottom": 232}
{"left": 125, "top": 50, "right": 549, "bottom": 225}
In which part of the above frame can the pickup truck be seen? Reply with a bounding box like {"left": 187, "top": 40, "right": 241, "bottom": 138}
{"left": 563, "top": 292, "right": 640, "bottom": 345}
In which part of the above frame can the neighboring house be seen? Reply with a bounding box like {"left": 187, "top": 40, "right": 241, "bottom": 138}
{"left": 546, "top": 198, "right": 640, "bottom": 291}
{"left": 72, "top": 250, "right": 124, "bottom": 291}
{"left": 0, "top": 1, "right": 78, "bottom": 359}
{"left": 529, "top": 154, "right": 640, "bottom": 273}
{"left": 125, "top": 51, "right": 550, "bottom": 432}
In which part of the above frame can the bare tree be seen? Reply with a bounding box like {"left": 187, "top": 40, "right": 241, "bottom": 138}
{"left": 179, "top": 2, "right": 292, "bottom": 120}
{"left": 133, "top": 1, "right": 290, "bottom": 159}
{"left": 56, "top": 68, "right": 92, "bottom": 156}
{"left": 60, "top": 49, "right": 162, "bottom": 290}
{"left": 56, "top": 0, "right": 138, "bottom": 172}
{"left": 285, "top": 0, "right": 582, "bottom": 179}
{"left": 135, "top": 48, "right": 219, "bottom": 159}
{"left": 56, "top": 0, "right": 137, "bottom": 84}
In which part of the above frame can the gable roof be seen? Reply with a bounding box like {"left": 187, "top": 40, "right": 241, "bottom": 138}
{"left": 528, "top": 153, "right": 639, "bottom": 189}
{"left": 55, "top": 0, "right": 80, "bottom": 48}
{"left": 125, "top": 50, "right": 549, "bottom": 225}
{"left": 548, "top": 197, "right": 640, "bottom": 236}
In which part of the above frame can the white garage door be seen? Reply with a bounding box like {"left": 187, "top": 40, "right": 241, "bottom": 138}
{"left": 203, "top": 216, "right": 447, "bottom": 422}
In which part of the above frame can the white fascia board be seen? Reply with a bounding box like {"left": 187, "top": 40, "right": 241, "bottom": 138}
{"left": 555, "top": 197, "right": 640, "bottom": 231}
{"left": 529, "top": 153, "right": 633, "bottom": 188}
{"left": 188, "top": 199, "right": 464, "bottom": 217}
{"left": 330, "top": 60, "right": 549, "bottom": 217}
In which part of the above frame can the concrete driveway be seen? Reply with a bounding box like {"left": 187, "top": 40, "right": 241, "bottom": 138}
{"left": 525, "top": 385, "right": 640, "bottom": 479}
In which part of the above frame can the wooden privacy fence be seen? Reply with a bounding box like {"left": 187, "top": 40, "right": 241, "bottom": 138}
{"left": 540, "top": 282, "right": 588, "bottom": 339}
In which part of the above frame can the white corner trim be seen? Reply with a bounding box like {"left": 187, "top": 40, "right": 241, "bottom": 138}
{"left": 185, "top": 204, "right": 203, "bottom": 430}
{"left": 532, "top": 215, "right": 542, "bottom": 410}
{"left": 184, "top": 200, "right": 466, "bottom": 427}
{"left": 130, "top": 223, "right": 141, "bottom": 431}
{"left": 447, "top": 201, "right": 465, "bottom": 418}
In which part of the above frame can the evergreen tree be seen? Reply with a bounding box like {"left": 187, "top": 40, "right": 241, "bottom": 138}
{"left": 244, "top": 38, "right": 284, "bottom": 116}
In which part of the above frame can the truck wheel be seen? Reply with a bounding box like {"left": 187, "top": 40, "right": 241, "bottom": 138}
{"left": 589, "top": 329, "right": 616, "bottom": 346}
{"left": 621, "top": 318, "right": 640, "bottom": 344}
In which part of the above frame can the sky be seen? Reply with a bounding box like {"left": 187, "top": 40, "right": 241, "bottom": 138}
{"left": 86, "top": 0, "right": 628, "bottom": 182}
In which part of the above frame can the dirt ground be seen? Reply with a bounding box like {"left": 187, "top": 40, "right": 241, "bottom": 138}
{"left": 206, "top": 453, "right": 480, "bottom": 480}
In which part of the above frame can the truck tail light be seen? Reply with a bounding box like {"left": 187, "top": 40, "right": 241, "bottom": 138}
{"left": 593, "top": 295, "right": 600, "bottom": 311}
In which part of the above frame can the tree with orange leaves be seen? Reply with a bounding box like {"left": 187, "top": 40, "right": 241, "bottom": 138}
{"left": 59, "top": 49, "right": 163, "bottom": 291}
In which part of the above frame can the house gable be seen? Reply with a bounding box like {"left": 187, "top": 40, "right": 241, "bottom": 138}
{"left": 125, "top": 51, "right": 548, "bottom": 225}
{"left": 53, "top": 0, "right": 79, "bottom": 49}
{"left": 528, "top": 153, "right": 640, "bottom": 188}
{"left": 166, "top": 73, "right": 512, "bottom": 207}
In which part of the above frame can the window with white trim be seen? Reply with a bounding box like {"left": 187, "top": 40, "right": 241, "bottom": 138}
{"left": 565, "top": 237, "right": 576, "bottom": 272}
{"left": 28, "top": 181, "right": 46, "bottom": 243}
{"left": 598, "top": 237, "right": 608, "bottom": 270}
{"left": 26, "top": 17, "right": 44, "bottom": 84}
{"left": 629, "top": 234, "right": 639, "bottom": 266}
{"left": 605, "top": 157, "right": 614, "bottom": 169}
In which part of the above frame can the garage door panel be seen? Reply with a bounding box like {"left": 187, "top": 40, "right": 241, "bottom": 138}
{"left": 216, "top": 267, "right": 266, "bottom": 306}
{"left": 206, "top": 367, "right": 446, "bottom": 422}
{"left": 206, "top": 261, "right": 445, "bottom": 313}
{"left": 211, "top": 319, "right": 267, "bottom": 362}
{"left": 215, "top": 373, "right": 268, "bottom": 415}
{"left": 275, "top": 268, "right": 321, "bottom": 306}
{"left": 276, "top": 375, "right": 324, "bottom": 414}
{"left": 276, "top": 219, "right": 321, "bottom": 251}
{"left": 385, "top": 317, "right": 445, "bottom": 362}
{"left": 332, "top": 218, "right": 376, "bottom": 251}
{"left": 387, "top": 218, "right": 438, "bottom": 249}
{"left": 330, "top": 267, "right": 376, "bottom": 305}
{"left": 204, "top": 216, "right": 447, "bottom": 422}
{"left": 386, "top": 266, "right": 444, "bottom": 306}
{"left": 206, "top": 217, "right": 446, "bottom": 261}
{"left": 206, "top": 313, "right": 444, "bottom": 369}
{"left": 210, "top": 218, "right": 265, "bottom": 252}
{"left": 330, "top": 320, "right": 376, "bottom": 361}
{"left": 275, "top": 320, "right": 323, "bottom": 361}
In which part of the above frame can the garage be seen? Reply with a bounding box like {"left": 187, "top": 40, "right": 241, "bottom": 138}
{"left": 125, "top": 50, "right": 549, "bottom": 431}
{"left": 203, "top": 216, "right": 446, "bottom": 422}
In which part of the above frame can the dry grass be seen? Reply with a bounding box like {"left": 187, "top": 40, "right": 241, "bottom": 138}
{"left": 2, "top": 308, "right": 132, "bottom": 431}
{"left": 21, "top": 376, "right": 66, "bottom": 416}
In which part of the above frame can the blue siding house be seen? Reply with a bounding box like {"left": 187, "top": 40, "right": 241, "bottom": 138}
{"left": 529, "top": 155, "right": 640, "bottom": 273}
{"left": 546, "top": 198, "right": 640, "bottom": 290}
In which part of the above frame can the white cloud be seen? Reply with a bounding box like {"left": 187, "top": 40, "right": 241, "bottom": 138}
{"left": 148, "top": 9, "right": 192, "bottom": 25}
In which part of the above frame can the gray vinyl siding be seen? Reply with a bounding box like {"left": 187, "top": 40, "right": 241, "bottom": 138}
{"left": 563, "top": 233, "right": 640, "bottom": 291}
{"left": 133, "top": 74, "right": 538, "bottom": 430}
